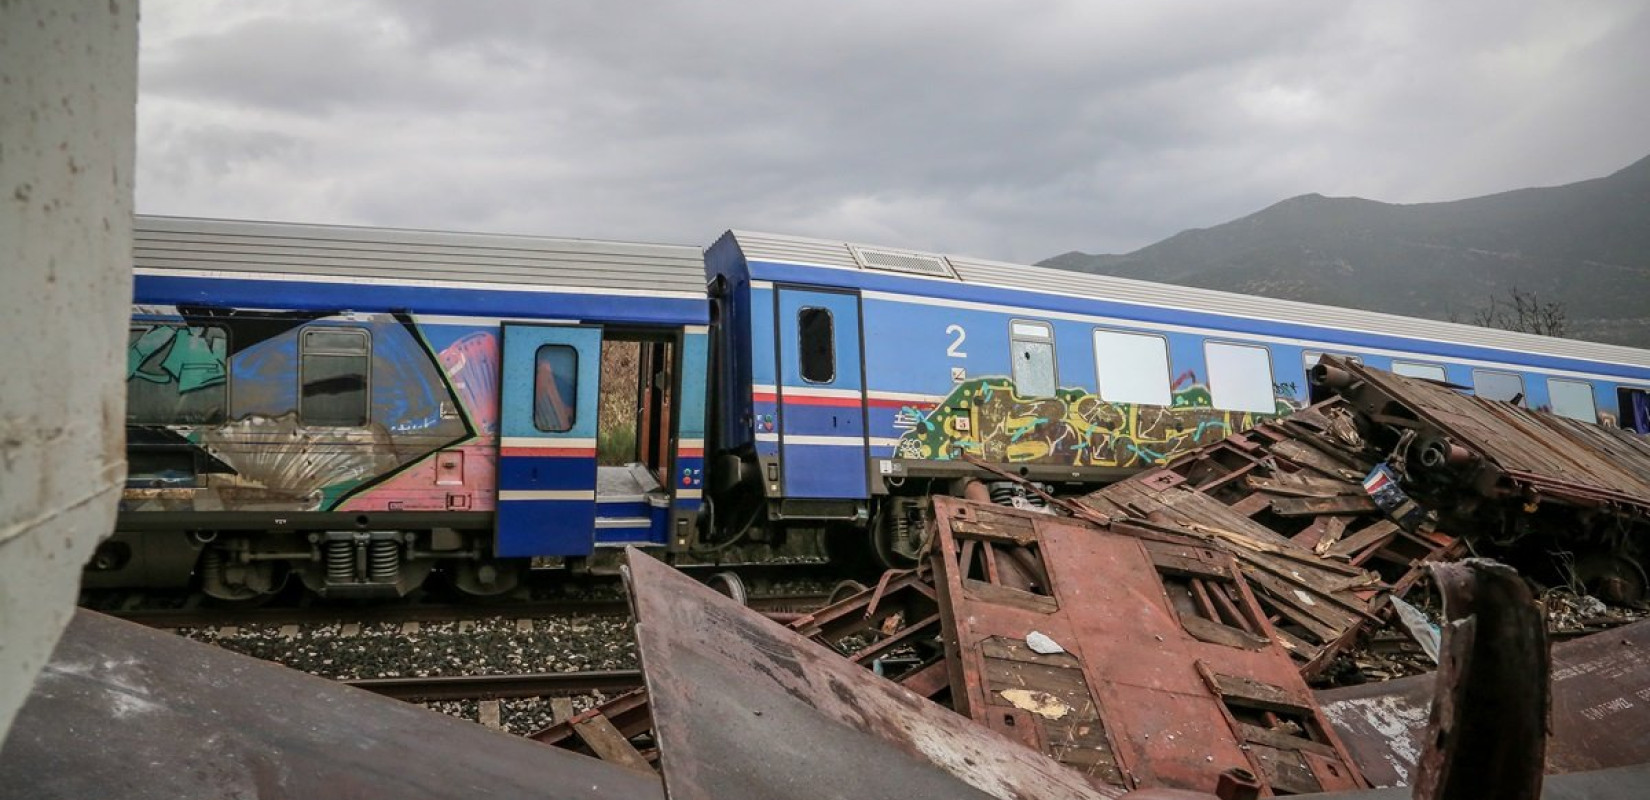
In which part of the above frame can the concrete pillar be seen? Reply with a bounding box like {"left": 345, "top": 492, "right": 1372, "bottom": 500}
{"left": 0, "top": 0, "right": 137, "bottom": 741}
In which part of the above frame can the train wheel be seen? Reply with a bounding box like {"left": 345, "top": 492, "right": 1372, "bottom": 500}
{"left": 704, "top": 571, "right": 748, "bottom": 605}
{"left": 198, "top": 546, "right": 286, "bottom": 604}
{"left": 448, "top": 559, "right": 522, "bottom": 598}
{"left": 1573, "top": 551, "right": 1647, "bottom": 606}
{"left": 872, "top": 507, "right": 926, "bottom": 570}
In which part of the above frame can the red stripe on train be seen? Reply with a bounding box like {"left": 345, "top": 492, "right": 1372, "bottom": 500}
{"left": 751, "top": 391, "right": 863, "bottom": 407}
{"left": 499, "top": 447, "right": 597, "bottom": 458}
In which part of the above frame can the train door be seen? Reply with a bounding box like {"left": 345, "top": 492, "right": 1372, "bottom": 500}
{"left": 775, "top": 287, "right": 868, "bottom": 498}
{"left": 496, "top": 323, "right": 602, "bottom": 558}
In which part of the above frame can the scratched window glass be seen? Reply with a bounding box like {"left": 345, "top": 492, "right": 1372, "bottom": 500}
{"left": 533, "top": 344, "right": 579, "bottom": 433}
{"left": 1011, "top": 321, "right": 1057, "bottom": 397}
{"left": 127, "top": 324, "right": 230, "bottom": 424}
{"left": 300, "top": 327, "right": 371, "bottom": 426}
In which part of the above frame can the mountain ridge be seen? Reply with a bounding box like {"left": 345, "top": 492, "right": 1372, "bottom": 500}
{"left": 1040, "top": 154, "right": 1650, "bottom": 346}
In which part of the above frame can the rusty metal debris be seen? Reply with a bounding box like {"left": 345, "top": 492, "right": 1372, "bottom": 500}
{"left": 1320, "top": 617, "right": 1650, "bottom": 788}
{"left": 17, "top": 361, "right": 1649, "bottom": 798}
{"left": 544, "top": 362, "right": 1650, "bottom": 798}
{"left": 1316, "top": 356, "right": 1650, "bottom": 604}
{"left": 929, "top": 495, "right": 1367, "bottom": 795}
{"left": 0, "top": 610, "right": 663, "bottom": 800}
{"left": 622, "top": 547, "right": 1122, "bottom": 800}
{"left": 1413, "top": 559, "right": 1549, "bottom": 800}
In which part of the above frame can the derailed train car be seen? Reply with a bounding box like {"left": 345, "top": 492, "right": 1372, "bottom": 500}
{"left": 91, "top": 217, "right": 1650, "bottom": 599}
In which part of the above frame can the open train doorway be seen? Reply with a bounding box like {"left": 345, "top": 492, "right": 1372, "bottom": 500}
{"left": 594, "top": 333, "right": 677, "bottom": 547}
{"left": 1621, "top": 387, "right": 1650, "bottom": 434}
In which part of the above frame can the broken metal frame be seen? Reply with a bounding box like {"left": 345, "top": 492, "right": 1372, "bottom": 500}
{"left": 928, "top": 495, "right": 1368, "bottom": 795}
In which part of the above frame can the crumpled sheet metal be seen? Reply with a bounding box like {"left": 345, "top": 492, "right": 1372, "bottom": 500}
{"left": 1323, "top": 355, "right": 1650, "bottom": 513}
{"left": 1317, "top": 618, "right": 1650, "bottom": 788}
{"left": 0, "top": 610, "right": 661, "bottom": 800}
{"left": 622, "top": 547, "right": 1121, "bottom": 800}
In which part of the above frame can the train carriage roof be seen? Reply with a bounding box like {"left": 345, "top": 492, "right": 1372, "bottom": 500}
{"left": 136, "top": 215, "right": 707, "bottom": 297}
{"left": 725, "top": 230, "right": 1650, "bottom": 371}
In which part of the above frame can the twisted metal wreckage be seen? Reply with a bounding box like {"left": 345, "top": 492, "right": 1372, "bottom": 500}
{"left": 4, "top": 358, "right": 1650, "bottom": 798}
{"left": 544, "top": 357, "right": 1650, "bottom": 799}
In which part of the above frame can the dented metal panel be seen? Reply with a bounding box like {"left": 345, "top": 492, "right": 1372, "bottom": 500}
{"left": 1319, "top": 618, "right": 1650, "bottom": 787}
{"left": 0, "top": 610, "right": 661, "bottom": 800}
{"left": 623, "top": 547, "right": 1121, "bottom": 800}
{"left": 929, "top": 497, "right": 1366, "bottom": 796}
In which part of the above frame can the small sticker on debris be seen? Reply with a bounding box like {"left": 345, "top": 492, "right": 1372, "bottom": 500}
{"left": 1026, "top": 631, "right": 1064, "bottom": 654}
{"left": 999, "top": 689, "right": 1071, "bottom": 720}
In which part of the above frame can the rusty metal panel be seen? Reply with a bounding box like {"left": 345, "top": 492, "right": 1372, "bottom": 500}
{"left": 1318, "top": 618, "right": 1650, "bottom": 787}
{"left": 0, "top": 610, "right": 662, "bottom": 800}
{"left": 623, "top": 547, "right": 1121, "bottom": 800}
{"left": 929, "top": 497, "right": 1367, "bottom": 796}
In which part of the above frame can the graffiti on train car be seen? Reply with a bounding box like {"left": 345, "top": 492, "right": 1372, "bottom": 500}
{"left": 122, "top": 308, "right": 485, "bottom": 514}
{"left": 894, "top": 375, "right": 1294, "bottom": 467}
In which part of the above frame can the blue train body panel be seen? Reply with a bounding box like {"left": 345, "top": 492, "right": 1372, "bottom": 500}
{"left": 121, "top": 217, "right": 1650, "bottom": 579}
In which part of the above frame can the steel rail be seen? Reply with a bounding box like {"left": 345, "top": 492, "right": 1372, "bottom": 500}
{"left": 100, "top": 594, "right": 826, "bottom": 630}
{"left": 345, "top": 669, "right": 645, "bottom": 701}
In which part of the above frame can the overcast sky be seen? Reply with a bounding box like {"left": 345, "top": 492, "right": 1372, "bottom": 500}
{"left": 136, "top": 1, "right": 1649, "bottom": 263}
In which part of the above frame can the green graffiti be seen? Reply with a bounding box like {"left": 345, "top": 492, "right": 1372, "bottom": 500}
{"left": 128, "top": 325, "right": 228, "bottom": 391}
{"left": 894, "top": 377, "right": 1292, "bottom": 468}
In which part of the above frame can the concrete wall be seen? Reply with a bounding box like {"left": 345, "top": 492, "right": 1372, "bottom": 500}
{"left": 0, "top": 0, "right": 137, "bottom": 742}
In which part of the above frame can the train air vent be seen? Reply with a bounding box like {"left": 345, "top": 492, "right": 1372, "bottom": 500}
{"left": 851, "top": 246, "right": 958, "bottom": 280}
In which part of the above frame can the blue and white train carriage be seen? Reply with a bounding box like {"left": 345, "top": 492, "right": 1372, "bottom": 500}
{"left": 706, "top": 230, "right": 1650, "bottom": 563}
{"left": 110, "top": 216, "right": 711, "bottom": 599}
{"left": 101, "top": 216, "right": 1650, "bottom": 597}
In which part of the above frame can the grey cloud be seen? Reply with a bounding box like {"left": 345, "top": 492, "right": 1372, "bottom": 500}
{"left": 137, "top": 0, "right": 1650, "bottom": 263}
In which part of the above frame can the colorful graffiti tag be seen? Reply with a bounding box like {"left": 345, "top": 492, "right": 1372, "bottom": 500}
{"left": 123, "top": 310, "right": 481, "bottom": 513}
{"left": 894, "top": 376, "right": 1294, "bottom": 468}
{"left": 127, "top": 324, "right": 229, "bottom": 424}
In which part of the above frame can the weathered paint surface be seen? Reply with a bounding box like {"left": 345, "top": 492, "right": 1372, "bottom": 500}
{"left": 0, "top": 0, "right": 136, "bottom": 740}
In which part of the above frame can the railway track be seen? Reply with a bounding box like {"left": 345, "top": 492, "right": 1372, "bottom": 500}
{"left": 98, "top": 593, "right": 826, "bottom": 629}
{"left": 345, "top": 669, "right": 644, "bottom": 701}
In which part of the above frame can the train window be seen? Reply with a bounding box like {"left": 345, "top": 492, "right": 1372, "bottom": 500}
{"left": 300, "top": 327, "right": 371, "bottom": 426}
{"left": 1471, "top": 369, "right": 1525, "bottom": 405}
{"left": 532, "top": 345, "right": 578, "bottom": 432}
{"left": 1392, "top": 361, "right": 1447, "bottom": 382}
{"left": 798, "top": 307, "right": 835, "bottom": 384}
{"left": 1547, "top": 379, "right": 1597, "bottom": 423}
{"left": 1302, "top": 351, "right": 1363, "bottom": 371}
{"left": 1204, "top": 342, "right": 1277, "bottom": 414}
{"left": 127, "top": 323, "right": 230, "bottom": 424}
{"left": 1010, "top": 320, "right": 1057, "bottom": 397}
{"left": 1093, "top": 329, "right": 1171, "bottom": 406}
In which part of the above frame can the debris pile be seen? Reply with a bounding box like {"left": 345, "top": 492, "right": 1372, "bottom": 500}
{"left": 547, "top": 359, "right": 1650, "bottom": 799}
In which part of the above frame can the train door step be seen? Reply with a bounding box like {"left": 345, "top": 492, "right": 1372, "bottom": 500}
{"left": 595, "top": 463, "right": 670, "bottom": 546}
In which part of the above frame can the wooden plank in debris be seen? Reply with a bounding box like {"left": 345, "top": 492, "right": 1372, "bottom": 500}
{"left": 1206, "top": 672, "right": 1305, "bottom": 714}
{"left": 1269, "top": 440, "right": 1360, "bottom": 479}
{"left": 1181, "top": 615, "right": 1270, "bottom": 651}
{"left": 571, "top": 714, "right": 655, "bottom": 775}
{"left": 1236, "top": 722, "right": 1342, "bottom": 759}
{"left": 1247, "top": 474, "right": 1364, "bottom": 499}
{"left": 1268, "top": 495, "right": 1379, "bottom": 517}
{"left": 1327, "top": 520, "right": 1399, "bottom": 559}
{"left": 960, "top": 578, "right": 1059, "bottom": 614}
